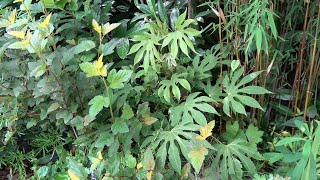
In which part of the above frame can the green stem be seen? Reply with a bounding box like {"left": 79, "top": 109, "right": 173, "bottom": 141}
{"left": 101, "top": 77, "right": 115, "bottom": 123}
{"left": 22, "top": 2, "right": 33, "bottom": 21}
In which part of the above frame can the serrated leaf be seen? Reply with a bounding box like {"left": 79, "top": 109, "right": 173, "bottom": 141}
{"left": 47, "top": 102, "right": 60, "bottom": 114}
{"left": 111, "top": 118, "right": 129, "bottom": 134}
{"left": 79, "top": 54, "right": 106, "bottom": 77}
{"left": 188, "top": 147, "right": 208, "bottom": 174}
{"left": 121, "top": 103, "right": 134, "bottom": 120}
{"left": 116, "top": 39, "right": 129, "bottom": 59}
{"left": 125, "top": 155, "right": 137, "bottom": 168}
{"left": 94, "top": 132, "right": 114, "bottom": 147}
{"left": 8, "top": 40, "right": 29, "bottom": 49}
{"left": 88, "top": 95, "right": 109, "bottom": 117}
{"left": 196, "top": 120, "right": 215, "bottom": 140}
{"left": 68, "top": 170, "right": 80, "bottom": 180}
{"left": 67, "top": 158, "right": 89, "bottom": 179}
{"left": 102, "top": 22, "right": 121, "bottom": 35}
{"left": 8, "top": 30, "right": 25, "bottom": 39}
{"left": 92, "top": 19, "right": 101, "bottom": 34}
{"left": 38, "top": 13, "right": 51, "bottom": 28}
{"left": 107, "top": 69, "right": 132, "bottom": 89}
{"left": 222, "top": 121, "right": 239, "bottom": 141}
{"left": 245, "top": 125, "right": 263, "bottom": 144}
{"left": 8, "top": 9, "right": 16, "bottom": 24}
{"left": 142, "top": 146, "right": 155, "bottom": 170}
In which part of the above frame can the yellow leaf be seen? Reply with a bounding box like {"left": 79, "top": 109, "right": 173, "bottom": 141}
{"left": 98, "top": 65, "right": 107, "bottom": 77}
{"left": 98, "top": 151, "right": 103, "bottom": 160}
{"left": 93, "top": 54, "right": 107, "bottom": 77}
{"left": 26, "top": 31, "right": 32, "bottom": 41}
{"left": 102, "top": 23, "right": 121, "bottom": 36}
{"left": 68, "top": 169, "right": 80, "bottom": 180}
{"left": 188, "top": 147, "right": 208, "bottom": 173}
{"left": 66, "top": 39, "right": 76, "bottom": 45}
{"left": 147, "top": 171, "right": 153, "bottom": 180}
{"left": 136, "top": 162, "right": 143, "bottom": 170}
{"left": 143, "top": 117, "right": 158, "bottom": 125}
{"left": 92, "top": 19, "right": 101, "bottom": 34}
{"left": 13, "top": 0, "right": 23, "bottom": 3}
{"left": 95, "top": 54, "right": 104, "bottom": 69}
{"left": 8, "top": 9, "right": 17, "bottom": 24}
{"left": 195, "top": 120, "right": 215, "bottom": 140}
{"left": 38, "top": 13, "right": 52, "bottom": 28}
{"left": 8, "top": 31, "right": 25, "bottom": 39}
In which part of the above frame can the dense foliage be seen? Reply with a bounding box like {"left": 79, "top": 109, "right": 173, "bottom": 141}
{"left": 0, "top": 0, "right": 319, "bottom": 179}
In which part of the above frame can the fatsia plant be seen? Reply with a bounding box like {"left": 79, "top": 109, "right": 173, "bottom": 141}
{"left": 211, "top": 121, "right": 264, "bottom": 180}
{"left": 222, "top": 61, "right": 271, "bottom": 116}
{"left": 161, "top": 11, "right": 202, "bottom": 59}
{"left": 141, "top": 121, "right": 199, "bottom": 174}
{"left": 169, "top": 92, "right": 219, "bottom": 126}
{"left": 188, "top": 120, "right": 215, "bottom": 174}
{"left": 127, "top": 24, "right": 162, "bottom": 71}
{"left": 157, "top": 73, "right": 191, "bottom": 103}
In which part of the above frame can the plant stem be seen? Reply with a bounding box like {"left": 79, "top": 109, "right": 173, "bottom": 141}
{"left": 101, "top": 77, "right": 115, "bottom": 123}
{"left": 303, "top": 5, "right": 320, "bottom": 121}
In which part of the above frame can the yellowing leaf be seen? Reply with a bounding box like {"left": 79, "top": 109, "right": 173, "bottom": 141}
{"left": 8, "top": 31, "right": 25, "bottom": 39}
{"left": 98, "top": 151, "right": 103, "bottom": 160}
{"left": 143, "top": 117, "right": 158, "bottom": 125}
{"left": 93, "top": 54, "right": 107, "bottom": 77}
{"left": 26, "top": 31, "right": 32, "bottom": 40}
{"left": 38, "top": 13, "right": 52, "bottom": 28}
{"left": 90, "top": 153, "right": 103, "bottom": 172}
{"left": 13, "top": 0, "right": 23, "bottom": 3}
{"left": 188, "top": 147, "right": 208, "bottom": 174}
{"left": 98, "top": 65, "right": 107, "bottom": 77}
{"left": 136, "top": 162, "right": 143, "bottom": 170}
{"left": 68, "top": 169, "right": 80, "bottom": 180}
{"left": 80, "top": 54, "right": 107, "bottom": 77}
{"left": 147, "top": 171, "right": 153, "bottom": 180}
{"left": 95, "top": 54, "right": 104, "bottom": 69}
{"left": 66, "top": 39, "right": 76, "bottom": 45}
{"left": 195, "top": 120, "right": 215, "bottom": 140}
{"left": 92, "top": 19, "right": 101, "bottom": 34}
{"left": 102, "top": 23, "right": 121, "bottom": 36}
{"left": 8, "top": 9, "right": 17, "bottom": 24}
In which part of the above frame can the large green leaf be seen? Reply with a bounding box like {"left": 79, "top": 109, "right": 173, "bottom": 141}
{"left": 222, "top": 67, "right": 271, "bottom": 116}
{"left": 107, "top": 69, "right": 133, "bottom": 89}
{"left": 88, "top": 95, "right": 109, "bottom": 117}
{"left": 169, "top": 93, "right": 218, "bottom": 126}
{"left": 158, "top": 73, "right": 191, "bottom": 103}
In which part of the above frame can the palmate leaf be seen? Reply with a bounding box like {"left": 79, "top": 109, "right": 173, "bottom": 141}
{"left": 162, "top": 11, "right": 201, "bottom": 59}
{"left": 141, "top": 122, "right": 199, "bottom": 174}
{"left": 212, "top": 139, "right": 262, "bottom": 180}
{"left": 169, "top": 93, "right": 218, "bottom": 126}
{"left": 222, "top": 67, "right": 271, "bottom": 116}
{"left": 128, "top": 26, "right": 161, "bottom": 71}
{"left": 187, "top": 52, "right": 219, "bottom": 80}
{"left": 158, "top": 73, "right": 191, "bottom": 103}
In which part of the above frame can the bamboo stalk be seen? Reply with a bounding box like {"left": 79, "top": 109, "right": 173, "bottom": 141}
{"left": 303, "top": 5, "right": 320, "bottom": 121}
